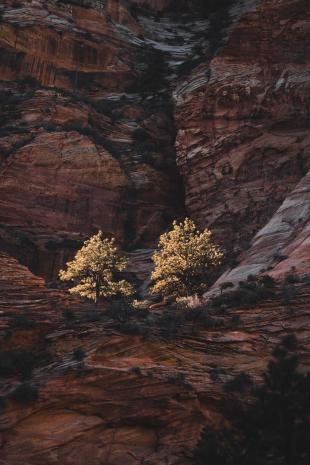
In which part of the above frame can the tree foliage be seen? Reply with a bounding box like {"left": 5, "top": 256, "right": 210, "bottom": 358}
{"left": 194, "top": 334, "right": 310, "bottom": 465}
{"left": 150, "top": 218, "right": 223, "bottom": 300}
{"left": 59, "top": 231, "right": 133, "bottom": 304}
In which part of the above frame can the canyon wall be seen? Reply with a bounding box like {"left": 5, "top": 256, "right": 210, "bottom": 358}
{"left": 1, "top": 250, "right": 309, "bottom": 465}
{"left": 175, "top": 0, "right": 310, "bottom": 270}
{"left": 0, "top": 0, "right": 183, "bottom": 280}
{"left": 0, "top": 1, "right": 309, "bottom": 465}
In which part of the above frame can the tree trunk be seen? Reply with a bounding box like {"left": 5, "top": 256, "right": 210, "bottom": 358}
{"left": 95, "top": 279, "right": 100, "bottom": 306}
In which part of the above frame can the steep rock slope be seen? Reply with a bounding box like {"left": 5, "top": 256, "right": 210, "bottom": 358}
{"left": 0, "top": 0, "right": 266, "bottom": 281}
{"left": 1, "top": 271, "right": 309, "bottom": 465}
{"left": 175, "top": 0, "right": 310, "bottom": 265}
{"left": 212, "top": 170, "right": 310, "bottom": 290}
{"left": 0, "top": 1, "right": 310, "bottom": 464}
{"left": 0, "top": 0, "right": 184, "bottom": 279}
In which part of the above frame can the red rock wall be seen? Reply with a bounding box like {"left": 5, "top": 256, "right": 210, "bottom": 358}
{"left": 0, "top": 0, "right": 183, "bottom": 279}
{"left": 0, "top": 1, "right": 310, "bottom": 464}
{"left": 175, "top": 0, "right": 310, "bottom": 260}
{"left": 1, "top": 252, "right": 309, "bottom": 465}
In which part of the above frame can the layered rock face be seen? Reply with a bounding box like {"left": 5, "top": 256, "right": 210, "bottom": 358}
{"left": 0, "top": 1, "right": 310, "bottom": 465}
{"left": 1, "top": 258, "right": 309, "bottom": 465}
{"left": 175, "top": 0, "right": 310, "bottom": 268}
{"left": 0, "top": 0, "right": 183, "bottom": 279}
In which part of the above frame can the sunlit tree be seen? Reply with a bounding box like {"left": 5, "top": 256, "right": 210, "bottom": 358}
{"left": 59, "top": 231, "right": 133, "bottom": 305}
{"left": 150, "top": 218, "right": 223, "bottom": 300}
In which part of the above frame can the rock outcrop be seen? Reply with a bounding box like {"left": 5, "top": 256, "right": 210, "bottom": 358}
{"left": 0, "top": 0, "right": 309, "bottom": 464}
{"left": 1, "top": 260, "right": 309, "bottom": 465}
{"left": 0, "top": 0, "right": 184, "bottom": 279}
{"left": 175, "top": 0, "right": 310, "bottom": 263}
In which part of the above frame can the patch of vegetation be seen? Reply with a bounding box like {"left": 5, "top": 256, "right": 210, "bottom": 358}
{"left": 45, "top": 237, "right": 82, "bottom": 251}
{"left": 211, "top": 275, "right": 276, "bottom": 308}
{"left": 72, "top": 348, "right": 86, "bottom": 361}
{"left": 106, "top": 298, "right": 135, "bottom": 323}
{"left": 194, "top": 335, "right": 310, "bottom": 465}
{"left": 10, "top": 383, "right": 39, "bottom": 404}
{"left": 92, "top": 98, "right": 124, "bottom": 117}
{"left": 81, "top": 309, "right": 100, "bottom": 323}
{"left": 285, "top": 273, "right": 300, "bottom": 284}
{"left": 219, "top": 281, "right": 234, "bottom": 294}
{"left": 130, "top": 366, "right": 142, "bottom": 375}
{"left": 282, "top": 284, "right": 298, "bottom": 304}
{"left": 166, "top": 371, "right": 186, "bottom": 385}
{"left": 0, "top": 350, "right": 35, "bottom": 379}
{"left": 12, "top": 315, "right": 37, "bottom": 329}
{"left": 59, "top": 231, "right": 133, "bottom": 305}
{"left": 184, "top": 306, "right": 223, "bottom": 328}
{"left": 223, "top": 372, "right": 253, "bottom": 393}
{"left": 115, "top": 321, "right": 144, "bottom": 335}
{"left": 17, "top": 75, "right": 40, "bottom": 88}
{"left": 151, "top": 218, "right": 223, "bottom": 301}
{"left": 62, "top": 309, "right": 75, "bottom": 321}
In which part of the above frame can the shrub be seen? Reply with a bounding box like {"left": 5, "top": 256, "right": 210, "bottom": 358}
{"left": 184, "top": 306, "right": 222, "bottom": 328}
{"left": 231, "top": 314, "right": 241, "bottom": 326}
{"left": 285, "top": 273, "right": 300, "bottom": 284}
{"left": 209, "top": 367, "right": 226, "bottom": 381}
{"left": 175, "top": 295, "right": 202, "bottom": 309}
{"left": 0, "top": 350, "right": 35, "bottom": 379}
{"left": 63, "top": 309, "right": 75, "bottom": 321}
{"left": 82, "top": 309, "right": 100, "bottom": 322}
{"left": 132, "top": 299, "right": 150, "bottom": 311}
{"left": 259, "top": 274, "right": 276, "bottom": 288}
{"left": 223, "top": 372, "right": 253, "bottom": 393}
{"left": 106, "top": 298, "right": 134, "bottom": 322}
{"left": 130, "top": 366, "right": 142, "bottom": 375}
{"left": 73, "top": 348, "right": 86, "bottom": 361}
{"left": 194, "top": 335, "right": 310, "bottom": 465}
{"left": 167, "top": 372, "right": 186, "bottom": 385}
{"left": 211, "top": 277, "right": 275, "bottom": 308}
{"left": 116, "top": 321, "right": 143, "bottom": 335}
{"left": 12, "top": 315, "right": 37, "bottom": 329}
{"left": 282, "top": 284, "right": 298, "bottom": 303}
{"left": 10, "top": 383, "right": 39, "bottom": 404}
{"left": 132, "top": 128, "right": 150, "bottom": 142}
{"left": 219, "top": 281, "right": 234, "bottom": 293}
{"left": 157, "top": 312, "right": 184, "bottom": 331}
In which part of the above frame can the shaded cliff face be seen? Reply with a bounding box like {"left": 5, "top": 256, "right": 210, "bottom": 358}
{"left": 1, "top": 251, "right": 309, "bottom": 465}
{"left": 0, "top": 0, "right": 186, "bottom": 279}
{"left": 0, "top": 1, "right": 310, "bottom": 465}
{"left": 175, "top": 0, "right": 310, "bottom": 264}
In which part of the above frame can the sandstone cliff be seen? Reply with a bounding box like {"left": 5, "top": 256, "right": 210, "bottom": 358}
{"left": 0, "top": 1, "right": 309, "bottom": 464}
{"left": 1, "top": 249, "right": 309, "bottom": 465}
{"left": 175, "top": 0, "right": 310, "bottom": 278}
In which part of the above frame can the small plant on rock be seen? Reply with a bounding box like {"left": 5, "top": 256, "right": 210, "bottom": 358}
{"left": 150, "top": 218, "right": 223, "bottom": 301}
{"left": 59, "top": 231, "right": 134, "bottom": 305}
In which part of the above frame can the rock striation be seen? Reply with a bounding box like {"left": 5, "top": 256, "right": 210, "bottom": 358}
{"left": 175, "top": 0, "right": 310, "bottom": 263}
{"left": 0, "top": 0, "right": 184, "bottom": 279}
{"left": 0, "top": 1, "right": 310, "bottom": 464}
{"left": 1, "top": 263, "right": 309, "bottom": 465}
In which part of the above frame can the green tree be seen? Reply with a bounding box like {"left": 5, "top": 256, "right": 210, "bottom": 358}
{"left": 219, "top": 281, "right": 234, "bottom": 294}
{"left": 59, "top": 231, "right": 133, "bottom": 305}
{"left": 194, "top": 334, "right": 310, "bottom": 465}
{"left": 150, "top": 218, "right": 223, "bottom": 300}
